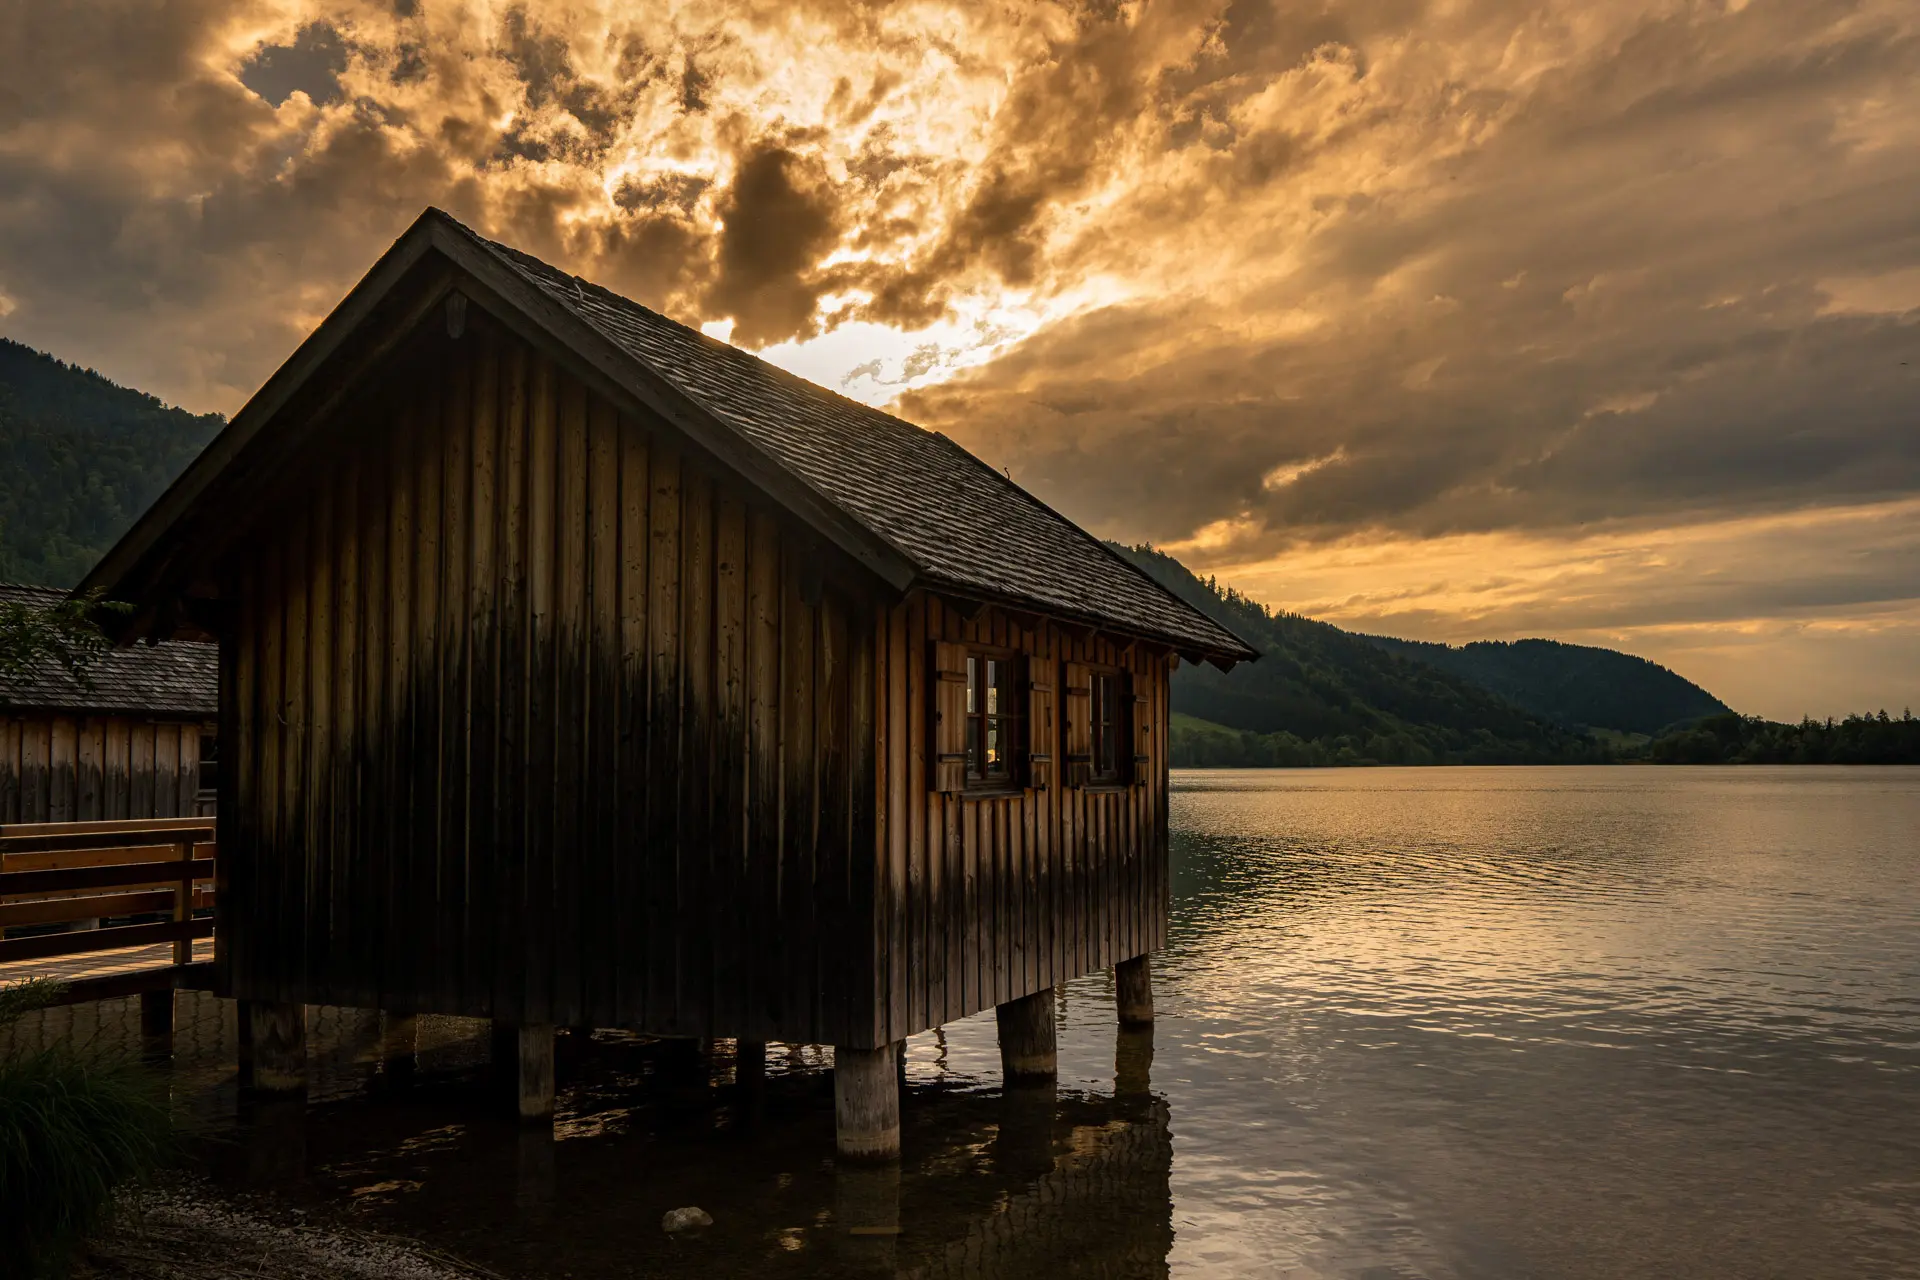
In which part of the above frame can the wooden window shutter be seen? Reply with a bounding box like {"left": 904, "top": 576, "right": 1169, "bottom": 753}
{"left": 929, "top": 640, "right": 969, "bottom": 794}
{"left": 1129, "top": 672, "right": 1153, "bottom": 786}
{"left": 1025, "top": 656, "right": 1055, "bottom": 791}
{"left": 1063, "top": 662, "right": 1093, "bottom": 789}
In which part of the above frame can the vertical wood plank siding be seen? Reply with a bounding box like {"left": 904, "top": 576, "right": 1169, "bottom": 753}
{"left": 219, "top": 323, "right": 878, "bottom": 1045}
{"left": 213, "top": 318, "right": 1171, "bottom": 1048}
{"left": 0, "top": 715, "right": 206, "bottom": 823}
{"left": 865, "top": 595, "right": 1170, "bottom": 1046}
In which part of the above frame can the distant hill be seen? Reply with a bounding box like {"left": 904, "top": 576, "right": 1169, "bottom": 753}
{"left": 1360, "top": 635, "right": 1728, "bottom": 736}
{"left": 0, "top": 338, "right": 224, "bottom": 586}
{"left": 1114, "top": 545, "right": 1605, "bottom": 765}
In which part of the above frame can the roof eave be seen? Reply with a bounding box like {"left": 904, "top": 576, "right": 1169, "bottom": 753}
{"left": 80, "top": 209, "right": 922, "bottom": 629}
{"left": 917, "top": 579, "right": 1258, "bottom": 667}
{"left": 78, "top": 219, "right": 446, "bottom": 614}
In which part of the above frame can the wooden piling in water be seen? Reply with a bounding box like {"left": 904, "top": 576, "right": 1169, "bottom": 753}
{"left": 516, "top": 1023, "right": 555, "bottom": 1121}
{"left": 246, "top": 1000, "right": 306, "bottom": 1094}
{"left": 996, "top": 987, "right": 1057, "bottom": 1081}
{"left": 139, "top": 988, "right": 173, "bottom": 1059}
{"left": 736, "top": 1038, "right": 766, "bottom": 1088}
{"left": 1115, "top": 954, "right": 1154, "bottom": 1027}
{"left": 380, "top": 1011, "right": 418, "bottom": 1078}
{"left": 834, "top": 1043, "right": 901, "bottom": 1161}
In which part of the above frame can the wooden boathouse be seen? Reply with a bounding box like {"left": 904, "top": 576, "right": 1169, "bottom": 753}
{"left": 79, "top": 209, "right": 1255, "bottom": 1155}
{"left": 1, "top": 583, "right": 216, "bottom": 823}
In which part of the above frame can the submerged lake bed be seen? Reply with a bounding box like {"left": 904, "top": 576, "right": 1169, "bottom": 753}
{"left": 25, "top": 766, "right": 1919, "bottom": 1278}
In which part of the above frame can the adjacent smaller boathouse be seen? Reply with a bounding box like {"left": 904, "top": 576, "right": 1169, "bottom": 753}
{"left": 80, "top": 209, "right": 1255, "bottom": 1156}
{"left": 1, "top": 583, "right": 216, "bottom": 824}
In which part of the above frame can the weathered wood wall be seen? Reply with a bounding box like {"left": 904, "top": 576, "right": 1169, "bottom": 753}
{"left": 215, "top": 309, "right": 1171, "bottom": 1049}
{"left": 219, "top": 316, "right": 879, "bottom": 1045}
{"left": 0, "top": 715, "right": 206, "bottom": 823}
{"left": 873, "top": 596, "right": 1170, "bottom": 1045}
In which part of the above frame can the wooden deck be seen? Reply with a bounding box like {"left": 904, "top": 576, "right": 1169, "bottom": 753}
{"left": 1, "top": 816, "right": 218, "bottom": 1003}
{"left": 0, "top": 937, "right": 213, "bottom": 988}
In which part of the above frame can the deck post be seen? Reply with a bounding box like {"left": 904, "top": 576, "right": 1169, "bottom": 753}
{"left": 834, "top": 1043, "right": 901, "bottom": 1161}
{"left": 516, "top": 1023, "right": 555, "bottom": 1122}
{"left": 139, "top": 987, "right": 174, "bottom": 1059}
{"left": 245, "top": 1000, "right": 307, "bottom": 1094}
{"left": 1115, "top": 954, "right": 1154, "bottom": 1026}
{"left": 995, "top": 987, "right": 1058, "bottom": 1081}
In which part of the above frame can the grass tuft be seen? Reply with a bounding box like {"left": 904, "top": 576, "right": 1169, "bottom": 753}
{"left": 0, "top": 980, "right": 175, "bottom": 1277}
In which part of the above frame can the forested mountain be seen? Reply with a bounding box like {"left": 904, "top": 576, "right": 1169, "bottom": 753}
{"left": 0, "top": 339, "right": 223, "bottom": 586}
{"left": 0, "top": 335, "right": 1742, "bottom": 771}
{"left": 1361, "top": 635, "right": 1728, "bottom": 735}
{"left": 1113, "top": 545, "right": 1606, "bottom": 766}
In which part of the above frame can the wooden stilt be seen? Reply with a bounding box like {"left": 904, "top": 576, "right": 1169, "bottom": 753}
{"left": 236, "top": 1000, "right": 254, "bottom": 1087}
{"left": 736, "top": 1039, "right": 766, "bottom": 1089}
{"left": 517, "top": 1024, "right": 555, "bottom": 1121}
{"left": 491, "top": 1021, "right": 517, "bottom": 1065}
{"left": 735, "top": 1039, "right": 767, "bottom": 1125}
{"left": 995, "top": 987, "right": 1057, "bottom": 1082}
{"left": 139, "top": 988, "right": 174, "bottom": 1059}
{"left": 380, "top": 1012, "right": 418, "bottom": 1079}
{"left": 1116, "top": 954, "right": 1154, "bottom": 1026}
{"left": 658, "top": 1035, "right": 708, "bottom": 1086}
{"left": 834, "top": 1043, "right": 901, "bottom": 1161}
{"left": 246, "top": 1000, "right": 307, "bottom": 1094}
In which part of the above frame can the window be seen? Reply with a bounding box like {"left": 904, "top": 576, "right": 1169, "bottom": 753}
{"left": 197, "top": 732, "right": 218, "bottom": 798}
{"left": 1091, "top": 670, "right": 1123, "bottom": 783}
{"left": 965, "top": 652, "right": 1022, "bottom": 787}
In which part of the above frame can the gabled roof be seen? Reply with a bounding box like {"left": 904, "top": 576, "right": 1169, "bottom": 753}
{"left": 84, "top": 209, "right": 1256, "bottom": 664}
{"left": 0, "top": 584, "right": 216, "bottom": 717}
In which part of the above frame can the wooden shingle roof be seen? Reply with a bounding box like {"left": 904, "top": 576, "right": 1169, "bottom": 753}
{"left": 448, "top": 218, "right": 1254, "bottom": 662}
{"left": 0, "top": 584, "right": 216, "bottom": 716}
{"left": 81, "top": 209, "right": 1256, "bottom": 664}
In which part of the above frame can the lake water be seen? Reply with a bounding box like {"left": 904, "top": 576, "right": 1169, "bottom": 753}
{"left": 23, "top": 765, "right": 1919, "bottom": 1277}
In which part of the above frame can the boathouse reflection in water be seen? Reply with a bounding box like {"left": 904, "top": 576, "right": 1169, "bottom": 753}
{"left": 1, "top": 990, "right": 1176, "bottom": 1277}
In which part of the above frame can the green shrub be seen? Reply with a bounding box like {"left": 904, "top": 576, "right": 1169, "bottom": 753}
{"left": 0, "top": 980, "right": 175, "bottom": 1277}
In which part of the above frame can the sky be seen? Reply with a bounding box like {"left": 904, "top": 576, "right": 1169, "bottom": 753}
{"left": 1, "top": 0, "right": 1916, "bottom": 720}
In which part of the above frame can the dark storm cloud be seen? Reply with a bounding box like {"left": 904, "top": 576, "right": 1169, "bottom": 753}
{"left": 239, "top": 22, "right": 349, "bottom": 107}
{"left": 0, "top": 0, "right": 1916, "bottom": 715}
{"left": 901, "top": 0, "right": 1920, "bottom": 557}
{"left": 704, "top": 143, "right": 843, "bottom": 345}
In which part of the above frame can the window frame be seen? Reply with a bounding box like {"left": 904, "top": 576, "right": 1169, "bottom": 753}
{"left": 1087, "top": 666, "right": 1128, "bottom": 787}
{"left": 962, "top": 645, "right": 1025, "bottom": 794}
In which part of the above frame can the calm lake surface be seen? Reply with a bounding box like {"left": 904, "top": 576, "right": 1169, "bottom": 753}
{"left": 29, "top": 765, "right": 1917, "bottom": 1278}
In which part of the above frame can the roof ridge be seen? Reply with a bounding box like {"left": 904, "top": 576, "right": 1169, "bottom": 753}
{"left": 421, "top": 208, "right": 1256, "bottom": 661}
{"left": 446, "top": 213, "right": 955, "bottom": 445}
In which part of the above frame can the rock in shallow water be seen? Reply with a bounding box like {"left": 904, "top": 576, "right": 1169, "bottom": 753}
{"left": 661, "top": 1206, "right": 713, "bottom": 1234}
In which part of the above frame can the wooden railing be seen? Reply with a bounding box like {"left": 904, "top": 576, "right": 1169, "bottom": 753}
{"left": 0, "top": 817, "right": 216, "bottom": 969}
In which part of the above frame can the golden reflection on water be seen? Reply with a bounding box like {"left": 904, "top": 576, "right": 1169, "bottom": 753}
{"left": 5, "top": 766, "right": 1916, "bottom": 1278}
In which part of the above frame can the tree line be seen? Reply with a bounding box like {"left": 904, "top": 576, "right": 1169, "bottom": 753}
{"left": 1645, "top": 711, "right": 1920, "bottom": 765}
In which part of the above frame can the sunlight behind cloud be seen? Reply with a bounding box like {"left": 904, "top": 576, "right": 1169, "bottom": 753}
{"left": 4, "top": 0, "right": 1919, "bottom": 716}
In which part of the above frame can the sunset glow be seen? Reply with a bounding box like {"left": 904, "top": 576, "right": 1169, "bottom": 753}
{"left": 2, "top": 0, "right": 1916, "bottom": 716}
